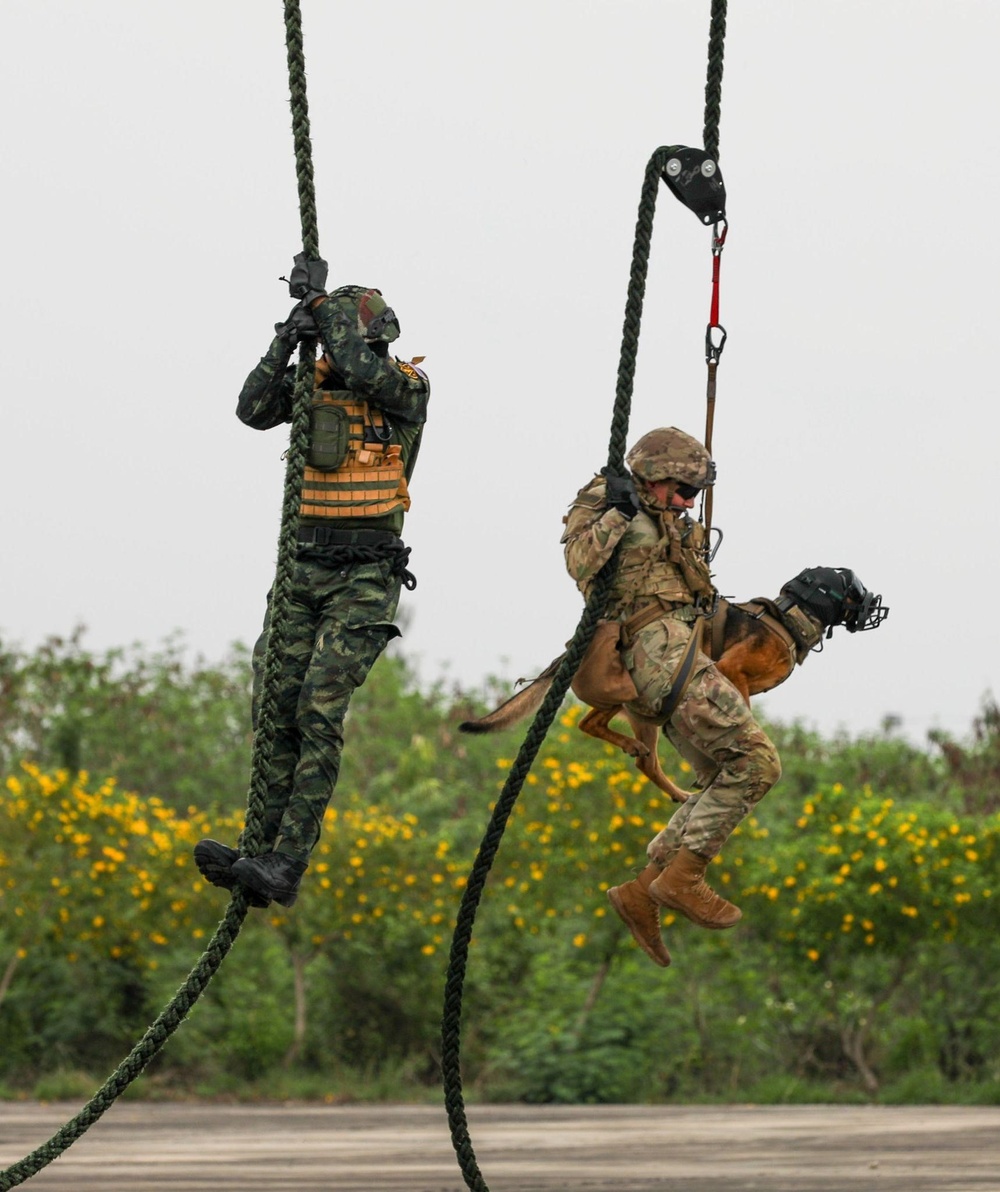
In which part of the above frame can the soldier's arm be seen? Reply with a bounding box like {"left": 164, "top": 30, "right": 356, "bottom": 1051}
{"left": 561, "top": 486, "right": 631, "bottom": 586}
{"left": 236, "top": 335, "right": 297, "bottom": 429}
{"left": 310, "top": 297, "right": 429, "bottom": 425}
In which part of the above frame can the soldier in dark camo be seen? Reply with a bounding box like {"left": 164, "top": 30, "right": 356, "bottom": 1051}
{"left": 561, "top": 427, "right": 780, "bottom": 967}
{"left": 194, "top": 257, "right": 429, "bottom": 908}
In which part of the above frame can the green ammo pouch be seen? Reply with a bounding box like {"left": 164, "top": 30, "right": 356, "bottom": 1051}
{"left": 308, "top": 398, "right": 350, "bottom": 470}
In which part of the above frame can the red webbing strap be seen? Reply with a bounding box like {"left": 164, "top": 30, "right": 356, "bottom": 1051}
{"left": 703, "top": 219, "right": 727, "bottom": 536}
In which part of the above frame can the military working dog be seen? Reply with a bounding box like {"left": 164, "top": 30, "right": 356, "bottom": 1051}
{"left": 461, "top": 567, "right": 888, "bottom": 803}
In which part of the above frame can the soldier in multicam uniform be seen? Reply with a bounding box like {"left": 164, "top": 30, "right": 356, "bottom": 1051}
{"left": 194, "top": 256, "right": 429, "bottom": 908}
{"left": 561, "top": 427, "right": 781, "bottom": 966}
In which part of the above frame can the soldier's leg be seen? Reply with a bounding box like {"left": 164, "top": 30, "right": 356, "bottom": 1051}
{"left": 250, "top": 580, "right": 316, "bottom": 848}
{"left": 196, "top": 570, "right": 315, "bottom": 900}
{"left": 645, "top": 664, "right": 781, "bottom": 928}
{"left": 609, "top": 614, "right": 711, "bottom": 961}
{"left": 274, "top": 559, "right": 402, "bottom": 863}
{"left": 649, "top": 664, "right": 781, "bottom": 867}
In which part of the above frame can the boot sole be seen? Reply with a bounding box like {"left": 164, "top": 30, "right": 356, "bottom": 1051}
{"left": 607, "top": 888, "right": 671, "bottom": 967}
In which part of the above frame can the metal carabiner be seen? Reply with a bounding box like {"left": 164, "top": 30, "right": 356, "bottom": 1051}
{"left": 712, "top": 218, "right": 728, "bottom": 255}
{"left": 705, "top": 323, "right": 728, "bottom": 364}
{"left": 706, "top": 524, "right": 724, "bottom": 563}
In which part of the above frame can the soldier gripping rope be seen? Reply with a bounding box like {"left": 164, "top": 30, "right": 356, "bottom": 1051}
{"left": 194, "top": 256, "right": 429, "bottom": 909}
{"left": 562, "top": 427, "right": 781, "bottom": 967}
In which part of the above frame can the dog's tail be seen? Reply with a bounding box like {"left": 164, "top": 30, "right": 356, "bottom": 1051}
{"left": 459, "top": 654, "right": 566, "bottom": 735}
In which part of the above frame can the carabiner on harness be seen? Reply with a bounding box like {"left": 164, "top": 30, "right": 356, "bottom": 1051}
{"left": 705, "top": 524, "right": 724, "bottom": 564}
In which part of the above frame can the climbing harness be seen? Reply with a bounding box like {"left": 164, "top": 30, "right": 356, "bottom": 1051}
{"left": 296, "top": 526, "right": 417, "bottom": 591}
{"left": 0, "top": 5, "right": 320, "bottom": 1187}
{"left": 441, "top": 4, "right": 729, "bottom": 1189}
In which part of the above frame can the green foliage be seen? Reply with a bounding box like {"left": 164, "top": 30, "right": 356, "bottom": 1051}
{"left": 0, "top": 629, "right": 252, "bottom": 810}
{"left": 1, "top": 631, "right": 1000, "bottom": 1104}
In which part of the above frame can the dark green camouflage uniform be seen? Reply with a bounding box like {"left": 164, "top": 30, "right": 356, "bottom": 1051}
{"left": 238, "top": 298, "right": 429, "bottom": 863}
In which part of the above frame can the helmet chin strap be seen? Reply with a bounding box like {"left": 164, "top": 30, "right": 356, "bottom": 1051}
{"left": 635, "top": 476, "right": 678, "bottom": 514}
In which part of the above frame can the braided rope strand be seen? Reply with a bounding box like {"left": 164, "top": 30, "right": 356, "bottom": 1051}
{"left": 441, "top": 146, "right": 673, "bottom": 1191}
{"left": 703, "top": 0, "right": 727, "bottom": 162}
{"left": 244, "top": 0, "right": 321, "bottom": 854}
{"left": 0, "top": 4, "right": 320, "bottom": 1183}
{"left": 0, "top": 901, "right": 249, "bottom": 1190}
{"left": 284, "top": 0, "right": 319, "bottom": 257}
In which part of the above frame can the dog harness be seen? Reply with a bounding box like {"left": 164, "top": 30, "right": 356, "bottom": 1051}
{"left": 706, "top": 597, "right": 823, "bottom": 682}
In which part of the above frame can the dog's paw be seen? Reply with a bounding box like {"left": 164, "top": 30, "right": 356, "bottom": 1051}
{"left": 624, "top": 741, "right": 650, "bottom": 758}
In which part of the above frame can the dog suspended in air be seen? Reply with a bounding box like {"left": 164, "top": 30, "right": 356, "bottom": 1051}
{"left": 461, "top": 567, "right": 888, "bottom": 802}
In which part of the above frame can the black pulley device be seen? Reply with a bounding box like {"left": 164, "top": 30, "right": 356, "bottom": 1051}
{"left": 661, "top": 145, "right": 726, "bottom": 224}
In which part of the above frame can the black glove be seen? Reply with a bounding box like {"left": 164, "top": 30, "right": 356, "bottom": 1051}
{"left": 274, "top": 301, "right": 320, "bottom": 346}
{"left": 287, "top": 253, "right": 329, "bottom": 304}
{"left": 601, "top": 468, "right": 640, "bottom": 519}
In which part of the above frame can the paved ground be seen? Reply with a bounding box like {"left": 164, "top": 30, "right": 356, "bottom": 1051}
{"left": 2, "top": 1102, "right": 1000, "bottom": 1191}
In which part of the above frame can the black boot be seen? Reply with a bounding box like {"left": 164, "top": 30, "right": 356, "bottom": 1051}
{"left": 231, "top": 852, "right": 307, "bottom": 908}
{"left": 193, "top": 839, "right": 270, "bottom": 908}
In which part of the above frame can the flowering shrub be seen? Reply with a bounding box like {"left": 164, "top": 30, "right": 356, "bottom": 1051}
{"left": 0, "top": 763, "right": 234, "bottom": 988}
{"left": 3, "top": 695, "right": 1000, "bottom": 1099}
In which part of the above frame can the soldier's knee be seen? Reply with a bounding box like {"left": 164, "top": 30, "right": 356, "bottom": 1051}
{"left": 753, "top": 733, "right": 782, "bottom": 794}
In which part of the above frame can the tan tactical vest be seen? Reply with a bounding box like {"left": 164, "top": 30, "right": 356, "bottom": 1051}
{"left": 300, "top": 390, "right": 410, "bottom": 520}
{"left": 566, "top": 478, "right": 715, "bottom": 618}
{"left": 612, "top": 513, "right": 712, "bottom": 611}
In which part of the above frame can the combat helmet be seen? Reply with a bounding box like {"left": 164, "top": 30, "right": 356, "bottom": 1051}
{"left": 329, "top": 285, "right": 400, "bottom": 344}
{"left": 626, "top": 426, "right": 716, "bottom": 489}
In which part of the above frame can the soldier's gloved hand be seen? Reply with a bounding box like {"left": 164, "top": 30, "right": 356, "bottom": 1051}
{"left": 274, "top": 301, "right": 320, "bottom": 346}
{"left": 601, "top": 468, "right": 640, "bottom": 519}
{"left": 287, "top": 253, "right": 329, "bottom": 304}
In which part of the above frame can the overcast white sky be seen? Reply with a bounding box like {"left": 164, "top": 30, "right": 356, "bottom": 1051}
{"left": 2, "top": 0, "right": 997, "bottom": 745}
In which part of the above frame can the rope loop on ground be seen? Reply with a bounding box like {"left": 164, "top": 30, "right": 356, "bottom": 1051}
{"left": 0, "top": 5, "right": 318, "bottom": 1185}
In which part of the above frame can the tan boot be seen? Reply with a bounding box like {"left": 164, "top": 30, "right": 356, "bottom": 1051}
{"left": 607, "top": 862, "right": 672, "bottom": 967}
{"left": 648, "top": 846, "right": 742, "bottom": 929}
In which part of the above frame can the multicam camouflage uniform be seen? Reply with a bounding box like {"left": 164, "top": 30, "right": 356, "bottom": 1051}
{"left": 561, "top": 460, "right": 780, "bottom": 868}
{"left": 238, "top": 292, "right": 429, "bottom": 864}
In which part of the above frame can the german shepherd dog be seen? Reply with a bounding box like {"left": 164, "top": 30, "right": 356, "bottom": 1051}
{"left": 461, "top": 568, "right": 888, "bottom": 803}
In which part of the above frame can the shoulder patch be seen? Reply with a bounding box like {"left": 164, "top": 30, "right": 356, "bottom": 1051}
{"left": 569, "top": 475, "right": 607, "bottom": 510}
{"left": 395, "top": 358, "right": 428, "bottom": 384}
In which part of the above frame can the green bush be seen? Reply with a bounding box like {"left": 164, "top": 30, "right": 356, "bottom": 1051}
{"left": 3, "top": 631, "right": 1000, "bottom": 1103}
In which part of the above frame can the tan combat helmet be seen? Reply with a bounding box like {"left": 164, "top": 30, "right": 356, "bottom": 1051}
{"left": 625, "top": 426, "right": 716, "bottom": 489}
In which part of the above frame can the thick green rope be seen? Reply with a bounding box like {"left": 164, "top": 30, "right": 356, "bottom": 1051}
{"left": 442, "top": 147, "right": 673, "bottom": 1192}
{"left": 703, "top": 0, "right": 727, "bottom": 162}
{"left": 242, "top": 0, "right": 319, "bottom": 859}
{"left": 0, "top": 4, "right": 317, "bottom": 1186}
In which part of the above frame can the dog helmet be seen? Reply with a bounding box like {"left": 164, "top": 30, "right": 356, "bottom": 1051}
{"left": 626, "top": 427, "right": 716, "bottom": 489}
{"left": 781, "top": 568, "right": 889, "bottom": 634}
{"left": 329, "top": 285, "right": 400, "bottom": 344}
